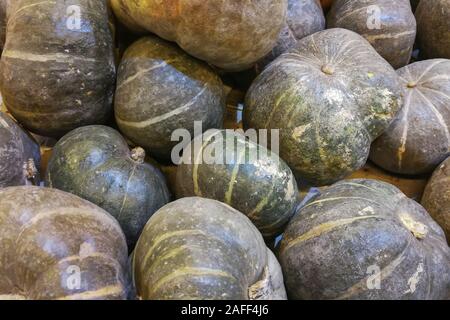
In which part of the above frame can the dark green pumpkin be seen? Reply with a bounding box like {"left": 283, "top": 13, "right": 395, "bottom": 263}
{"left": 0, "top": 186, "right": 130, "bottom": 300}
{"left": 328, "top": 0, "right": 416, "bottom": 69}
{"left": 370, "top": 59, "right": 450, "bottom": 175}
{"left": 133, "top": 197, "right": 287, "bottom": 300}
{"left": 0, "top": 111, "right": 40, "bottom": 187}
{"left": 245, "top": 28, "right": 404, "bottom": 186}
{"left": 0, "top": 0, "right": 115, "bottom": 137}
{"left": 176, "top": 129, "right": 299, "bottom": 238}
{"left": 45, "top": 125, "right": 170, "bottom": 249}
{"left": 114, "top": 36, "right": 225, "bottom": 161}
{"left": 280, "top": 179, "right": 450, "bottom": 300}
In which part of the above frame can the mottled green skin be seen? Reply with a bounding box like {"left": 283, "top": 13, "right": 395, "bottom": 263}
{"left": 115, "top": 36, "right": 225, "bottom": 161}
{"left": 45, "top": 125, "right": 170, "bottom": 249}
{"left": 328, "top": 0, "right": 416, "bottom": 69}
{"left": 245, "top": 28, "right": 404, "bottom": 186}
{"left": 0, "top": 0, "right": 115, "bottom": 137}
{"left": 416, "top": 0, "right": 450, "bottom": 59}
{"left": 371, "top": 59, "right": 450, "bottom": 175}
{"left": 176, "top": 129, "right": 299, "bottom": 238}
{"left": 280, "top": 179, "right": 450, "bottom": 300}
{"left": 133, "top": 197, "right": 287, "bottom": 300}
{"left": 0, "top": 112, "right": 40, "bottom": 187}
{"left": 0, "top": 186, "right": 130, "bottom": 300}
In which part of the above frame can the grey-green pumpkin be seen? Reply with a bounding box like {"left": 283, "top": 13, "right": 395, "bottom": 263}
{"left": 0, "top": 186, "right": 130, "bottom": 300}
{"left": 370, "top": 59, "right": 450, "bottom": 175}
{"left": 327, "top": 0, "right": 416, "bottom": 69}
{"left": 0, "top": 111, "right": 40, "bottom": 187}
{"left": 132, "top": 197, "right": 287, "bottom": 300}
{"left": 114, "top": 36, "right": 225, "bottom": 161}
{"left": 245, "top": 28, "right": 404, "bottom": 186}
{"left": 0, "top": 0, "right": 115, "bottom": 137}
{"left": 45, "top": 125, "right": 171, "bottom": 249}
{"left": 176, "top": 129, "right": 299, "bottom": 238}
{"left": 280, "top": 179, "right": 450, "bottom": 300}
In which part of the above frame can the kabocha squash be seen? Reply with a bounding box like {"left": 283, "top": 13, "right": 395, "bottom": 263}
{"left": 245, "top": 28, "right": 404, "bottom": 186}
{"left": 115, "top": 36, "right": 225, "bottom": 160}
{"left": 0, "top": 186, "right": 130, "bottom": 299}
{"left": 422, "top": 157, "right": 450, "bottom": 243}
{"left": 0, "top": 111, "right": 40, "bottom": 187}
{"left": 416, "top": 0, "right": 450, "bottom": 59}
{"left": 133, "top": 197, "right": 287, "bottom": 300}
{"left": 257, "top": 0, "right": 325, "bottom": 69}
{"left": 327, "top": 0, "right": 416, "bottom": 69}
{"left": 0, "top": 0, "right": 115, "bottom": 137}
{"left": 176, "top": 129, "right": 299, "bottom": 238}
{"left": 370, "top": 59, "right": 450, "bottom": 175}
{"left": 45, "top": 125, "right": 171, "bottom": 249}
{"left": 110, "top": 0, "right": 288, "bottom": 71}
{"left": 280, "top": 179, "right": 450, "bottom": 300}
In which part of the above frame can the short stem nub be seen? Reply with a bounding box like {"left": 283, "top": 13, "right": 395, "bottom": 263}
{"left": 131, "top": 147, "right": 146, "bottom": 164}
{"left": 321, "top": 64, "right": 335, "bottom": 75}
{"left": 407, "top": 82, "right": 417, "bottom": 88}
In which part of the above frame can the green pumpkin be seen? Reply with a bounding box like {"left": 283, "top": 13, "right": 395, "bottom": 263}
{"left": 245, "top": 28, "right": 404, "bottom": 186}
{"left": 0, "top": 186, "right": 130, "bottom": 300}
{"left": 45, "top": 125, "right": 170, "bottom": 249}
{"left": 280, "top": 179, "right": 450, "bottom": 299}
{"left": 176, "top": 129, "right": 299, "bottom": 238}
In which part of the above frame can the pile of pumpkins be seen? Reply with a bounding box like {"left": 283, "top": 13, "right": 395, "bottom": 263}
{"left": 0, "top": 0, "right": 449, "bottom": 300}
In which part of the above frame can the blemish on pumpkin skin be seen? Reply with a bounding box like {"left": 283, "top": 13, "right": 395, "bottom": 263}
{"left": 404, "top": 262, "right": 424, "bottom": 294}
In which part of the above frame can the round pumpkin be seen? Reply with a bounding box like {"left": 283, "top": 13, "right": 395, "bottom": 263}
{"left": 115, "top": 36, "right": 225, "bottom": 160}
{"left": 422, "top": 157, "right": 450, "bottom": 244}
{"left": 370, "top": 59, "right": 450, "bottom": 175}
{"left": 176, "top": 129, "right": 299, "bottom": 238}
{"left": 0, "top": 186, "right": 131, "bottom": 300}
{"left": 245, "top": 28, "right": 404, "bottom": 186}
{"left": 257, "top": 0, "right": 325, "bottom": 69}
{"left": 327, "top": 0, "right": 416, "bottom": 69}
{"left": 133, "top": 197, "right": 287, "bottom": 300}
{"left": 280, "top": 179, "right": 450, "bottom": 300}
{"left": 416, "top": 0, "right": 450, "bottom": 59}
{"left": 109, "top": 0, "right": 288, "bottom": 71}
{"left": 0, "top": 0, "right": 115, "bottom": 137}
{"left": 45, "top": 125, "right": 171, "bottom": 249}
{"left": 0, "top": 111, "right": 40, "bottom": 187}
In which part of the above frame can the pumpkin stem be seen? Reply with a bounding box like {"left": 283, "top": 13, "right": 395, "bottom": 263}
{"left": 131, "top": 147, "right": 146, "bottom": 164}
{"left": 399, "top": 212, "right": 428, "bottom": 240}
{"left": 248, "top": 266, "right": 273, "bottom": 300}
{"left": 321, "top": 64, "right": 335, "bottom": 75}
{"left": 407, "top": 81, "right": 417, "bottom": 88}
{"left": 24, "top": 158, "right": 38, "bottom": 182}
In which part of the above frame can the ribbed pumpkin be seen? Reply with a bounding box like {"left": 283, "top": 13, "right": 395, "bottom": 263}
{"left": 0, "top": 0, "right": 115, "bottom": 137}
{"left": 45, "top": 125, "right": 171, "bottom": 249}
{"left": 370, "top": 59, "right": 450, "bottom": 175}
{"left": 176, "top": 129, "right": 299, "bottom": 238}
{"left": 0, "top": 186, "right": 130, "bottom": 300}
{"left": 133, "top": 197, "right": 287, "bottom": 300}
{"left": 416, "top": 0, "right": 450, "bottom": 59}
{"left": 257, "top": 0, "right": 325, "bottom": 69}
{"left": 245, "top": 28, "right": 404, "bottom": 186}
{"left": 114, "top": 36, "right": 225, "bottom": 160}
{"left": 109, "top": 0, "right": 288, "bottom": 71}
{"left": 422, "top": 157, "right": 450, "bottom": 244}
{"left": 280, "top": 179, "right": 450, "bottom": 300}
{"left": 327, "top": 0, "right": 416, "bottom": 69}
{"left": 0, "top": 111, "right": 40, "bottom": 187}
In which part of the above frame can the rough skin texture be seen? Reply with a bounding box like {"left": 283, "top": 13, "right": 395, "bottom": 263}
{"left": 110, "top": 0, "right": 288, "bottom": 71}
{"left": 328, "top": 0, "right": 416, "bottom": 69}
{"left": 176, "top": 129, "right": 299, "bottom": 238}
{"left": 0, "top": 186, "right": 130, "bottom": 300}
{"left": 45, "top": 125, "right": 171, "bottom": 249}
{"left": 371, "top": 59, "right": 450, "bottom": 175}
{"left": 245, "top": 28, "right": 404, "bottom": 186}
{"left": 280, "top": 179, "right": 450, "bottom": 300}
{"left": 416, "top": 0, "right": 450, "bottom": 59}
{"left": 0, "top": 111, "right": 40, "bottom": 187}
{"left": 133, "top": 197, "right": 287, "bottom": 300}
{"left": 422, "top": 157, "right": 450, "bottom": 244}
{"left": 0, "top": 0, "right": 116, "bottom": 137}
{"left": 114, "top": 36, "right": 225, "bottom": 160}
